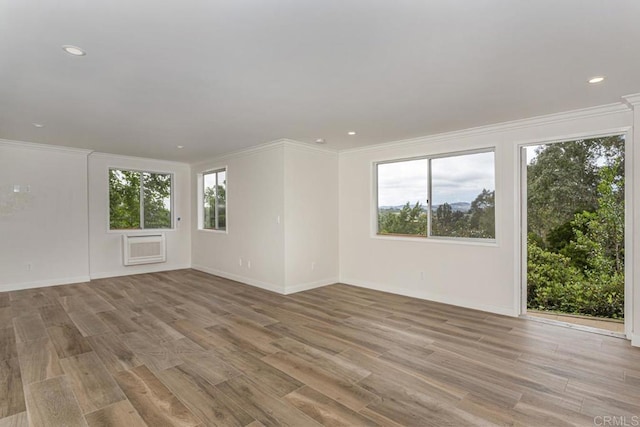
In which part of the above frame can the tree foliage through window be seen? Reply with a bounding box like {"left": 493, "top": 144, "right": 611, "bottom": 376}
{"left": 377, "top": 150, "right": 495, "bottom": 239}
{"left": 526, "top": 135, "right": 625, "bottom": 319}
{"left": 203, "top": 169, "right": 226, "bottom": 230}
{"left": 109, "top": 169, "right": 172, "bottom": 230}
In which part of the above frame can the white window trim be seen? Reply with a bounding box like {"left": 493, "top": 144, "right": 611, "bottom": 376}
{"left": 372, "top": 147, "right": 497, "bottom": 243}
{"left": 107, "top": 167, "right": 175, "bottom": 232}
{"left": 197, "top": 166, "right": 228, "bottom": 234}
{"left": 514, "top": 127, "right": 633, "bottom": 337}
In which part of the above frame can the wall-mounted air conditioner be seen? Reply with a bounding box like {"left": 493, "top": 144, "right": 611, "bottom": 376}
{"left": 122, "top": 234, "right": 166, "bottom": 266}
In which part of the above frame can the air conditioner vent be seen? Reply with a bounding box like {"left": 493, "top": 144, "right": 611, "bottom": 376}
{"left": 122, "top": 234, "right": 166, "bottom": 266}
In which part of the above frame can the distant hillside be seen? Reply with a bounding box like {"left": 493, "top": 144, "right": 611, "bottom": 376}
{"left": 379, "top": 202, "right": 471, "bottom": 213}
{"left": 436, "top": 202, "right": 471, "bottom": 212}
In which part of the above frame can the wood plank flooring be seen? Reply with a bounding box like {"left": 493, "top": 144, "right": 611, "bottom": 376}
{"left": 2, "top": 269, "right": 640, "bottom": 426}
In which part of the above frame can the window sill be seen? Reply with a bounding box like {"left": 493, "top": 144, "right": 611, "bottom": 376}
{"left": 197, "top": 228, "right": 228, "bottom": 234}
{"left": 372, "top": 233, "right": 497, "bottom": 247}
{"left": 107, "top": 228, "right": 175, "bottom": 234}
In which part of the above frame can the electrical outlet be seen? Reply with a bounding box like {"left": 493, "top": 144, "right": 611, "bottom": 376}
{"left": 311, "top": 261, "right": 316, "bottom": 271}
{"left": 238, "top": 257, "right": 242, "bottom": 266}
{"left": 247, "top": 260, "right": 251, "bottom": 269}
{"left": 26, "top": 263, "right": 33, "bottom": 272}
{"left": 420, "top": 271, "right": 424, "bottom": 280}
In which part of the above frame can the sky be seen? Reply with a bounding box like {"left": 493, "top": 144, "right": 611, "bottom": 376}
{"left": 377, "top": 151, "right": 495, "bottom": 207}
{"left": 526, "top": 145, "right": 542, "bottom": 165}
{"left": 378, "top": 137, "right": 625, "bottom": 208}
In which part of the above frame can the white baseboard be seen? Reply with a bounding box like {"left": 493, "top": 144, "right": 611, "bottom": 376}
{"left": 90, "top": 264, "right": 191, "bottom": 280}
{"left": 0, "top": 266, "right": 334, "bottom": 297}
{"left": 190, "top": 266, "right": 335, "bottom": 295}
{"left": 631, "top": 333, "right": 640, "bottom": 347}
{"left": 0, "top": 275, "right": 91, "bottom": 293}
{"left": 191, "top": 264, "right": 285, "bottom": 294}
{"left": 0, "top": 264, "right": 193, "bottom": 292}
{"left": 339, "top": 276, "right": 518, "bottom": 317}
{"left": 284, "top": 277, "right": 338, "bottom": 295}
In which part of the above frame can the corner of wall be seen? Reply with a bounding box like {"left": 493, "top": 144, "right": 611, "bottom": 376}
{"left": 284, "top": 277, "right": 339, "bottom": 295}
{"left": 191, "top": 264, "right": 286, "bottom": 294}
{"left": 0, "top": 276, "right": 91, "bottom": 293}
{"left": 87, "top": 153, "right": 192, "bottom": 279}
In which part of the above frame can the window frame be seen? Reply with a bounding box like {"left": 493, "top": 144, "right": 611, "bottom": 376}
{"left": 107, "top": 167, "right": 175, "bottom": 232}
{"left": 198, "top": 167, "right": 228, "bottom": 233}
{"left": 374, "top": 147, "right": 496, "bottom": 243}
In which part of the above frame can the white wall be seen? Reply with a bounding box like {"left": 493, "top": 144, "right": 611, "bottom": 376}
{"left": 191, "top": 140, "right": 339, "bottom": 294}
{"left": 88, "top": 153, "right": 191, "bottom": 279}
{"left": 284, "top": 144, "right": 339, "bottom": 292}
{"left": 0, "top": 141, "right": 90, "bottom": 291}
{"left": 191, "top": 143, "right": 286, "bottom": 292}
{"left": 339, "top": 105, "right": 634, "bottom": 319}
{"left": 2, "top": 101, "right": 639, "bottom": 347}
{"left": 624, "top": 94, "right": 640, "bottom": 346}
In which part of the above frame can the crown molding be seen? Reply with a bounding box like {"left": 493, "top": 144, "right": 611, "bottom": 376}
{"left": 281, "top": 139, "right": 339, "bottom": 156}
{"left": 191, "top": 138, "right": 338, "bottom": 167}
{"left": 0, "top": 138, "right": 93, "bottom": 155}
{"left": 191, "top": 139, "right": 285, "bottom": 167}
{"left": 89, "top": 151, "right": 190, "bottom": 167}
{"left": 622, "top": 93, "right": 640, "bottom": 107}
{"left": 340, "top": 102, "right": 630, "bottom": 155}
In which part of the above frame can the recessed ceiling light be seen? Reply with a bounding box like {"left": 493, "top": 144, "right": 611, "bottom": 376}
{"left": 314, "top": 138, "right": 326, "bottom": 144}
{"left": 32, "top": 123, "right": 44, "bottom": 128}
{"left": 588, "top": 76, "right": 605, "bottom": 84}
{"left": 347, "top": 131, "right": 357, "bottom": 136}
{"left": 62, "top": 45, "right": 86, "bottom": 56}
{"left": 177, "top": 145, "right": 184, "bottom": 149}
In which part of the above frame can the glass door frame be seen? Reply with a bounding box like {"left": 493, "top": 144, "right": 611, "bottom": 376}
{"left": 517, "top": 129, "right": 633, "bottom": 339}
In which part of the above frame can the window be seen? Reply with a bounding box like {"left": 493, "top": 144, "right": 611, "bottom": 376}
{"left": 202, "top": 169, "right": 226, "bottom": 231}
{"left": 377, "top": 159, "right": 429, "bottom": 236}
{"left": 376, "top": 150, "right": 495, "bottom": 239}
{"left": 109, "top": 169, "right": 172, "bottom": 230}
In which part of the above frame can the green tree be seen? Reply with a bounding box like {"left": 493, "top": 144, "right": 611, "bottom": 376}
{"left": 109, "top": 170, "right": 141, "bottom": 229}
{"left": 527, "top": 150, "right": 625, "bottom": 319}
{"left": 204, "top": 182, "right": 226, "bottom": 229}
{"left": 527, "top": 241, "right": 624, "bottom": 318}
{"left": 109, "top": 170, "right": 172, "bottom": 229}
{"left": 143, "top": 172, "right": 172, "bottom": 229}
{"left": 527, "top": 135, "right": 624, "bottom": 241}
{"left": 431, "top": 203, "right": 467, "bottom": 237}
{"left": 468, "top": 189, "right": 495, "bottom": 238}
{"left": 378, "top": 201, "right": 427, "bottom": 236}
{"left": 430, "top": 190, "right": 495, "bottom": 238}
{"left": 564, "top": 162, "right": 624, "bottom": 276}
{"left": 527, "top": 241, "right": 584, "bottom": 313}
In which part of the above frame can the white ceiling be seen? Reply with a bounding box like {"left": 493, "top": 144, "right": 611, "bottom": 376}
{"left": 1, "top": 0, "right": 639, "bottom": 162}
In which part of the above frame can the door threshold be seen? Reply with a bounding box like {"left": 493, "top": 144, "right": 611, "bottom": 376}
{"left": 520, "top": 314, "right": 627, "bottom": 339}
